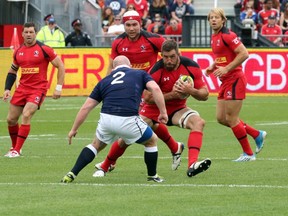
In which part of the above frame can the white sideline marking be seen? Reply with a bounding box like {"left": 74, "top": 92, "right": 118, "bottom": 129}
{"left": 0, "top": 182, "right": 287, "bottom": 189}
{"left": 257, "top": 121, "right": 288, "bottom": 126}
{"left": 0, "top": 154, "right": 286, "bottom": 161}
{"left": 0, "top": 155, "right": 288, "bottom": 164}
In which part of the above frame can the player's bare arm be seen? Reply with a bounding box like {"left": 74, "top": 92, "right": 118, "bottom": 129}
{"left": 143, "top": 87, "right": 182, "bottom": 104}
{"left": 205, "top": 62, "right": 216, "bottom": 76}
{"left": 68, "top": 97, "right": 99, "bottom": 144}
{"left": 51, "top": 56, "right": 65, "bottom": 99}
{"left": 189, "top": 86, "right": 209, "bottom": 101}
{"left": 146, "top": 80, "right": 168, "bottom": 124}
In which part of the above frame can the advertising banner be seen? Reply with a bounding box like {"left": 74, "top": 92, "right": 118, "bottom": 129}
{"left": 0, "top": 47, "right": 287, "bottom": 96}
{"left": 182, "top": 48, "right": 288, "bottom": 95}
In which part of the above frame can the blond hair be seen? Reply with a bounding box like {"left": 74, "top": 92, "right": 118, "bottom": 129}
{"left": 207, "top": 7, "right": 227, "bottom": 23}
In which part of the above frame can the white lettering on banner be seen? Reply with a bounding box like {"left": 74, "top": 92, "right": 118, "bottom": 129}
{"left": 193, "top": 54, "right": 218, "bottom": 90}
{"left": 245, "top": 54, "right": 287, "bottom": 91}
{"left": 267, "top": 54, "right": 286, "bottom": 90}
{"left": 172, "top": 50, "right": 288, "bottom": 94}
{"left": 244, "top": 54, "right": 264, "bottom": 91}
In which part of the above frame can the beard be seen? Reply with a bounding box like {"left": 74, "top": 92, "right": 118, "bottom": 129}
{"left": 164, "top": 58, "right": 179, "bottom": 71}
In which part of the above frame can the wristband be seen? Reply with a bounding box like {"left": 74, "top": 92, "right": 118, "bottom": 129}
{"left": 5, "top": 73, "right": 16, "bottom": 90}
{"left": 55, "top": 84, "right": 62, "bottom": 91}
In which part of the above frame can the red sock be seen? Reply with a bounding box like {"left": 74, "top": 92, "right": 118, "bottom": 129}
{"left": 231, "top": 122, "right": 253, "bottom": 155}
{"left": 101, "top": 140, "right": 127, "bottom": 172}
{"left": 8, "top": 124, "right": 19, "bottom": 149}
{"left": 241, "top": 120, "right": 260, "bottom": 139}
{"left": 154, "top": 123, "right": 178, "bottom": 154}
{"left": 188, "top": 131, "right": 203, "bottom": 167}
{"left": 14, "top": 124, "right": 30, "bottom": 153}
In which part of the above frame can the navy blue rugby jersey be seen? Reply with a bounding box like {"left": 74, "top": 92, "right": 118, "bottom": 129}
{"left": 89, "top": 67, "right": 153, "bottom": 117}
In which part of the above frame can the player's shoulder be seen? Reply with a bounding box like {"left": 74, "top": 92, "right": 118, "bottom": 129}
{"left": 114, "top": 32, "right": 127, "bottom": 40}
{"left": 14, "top": 44, "right": 25, "bottom": 52}
{"left": 180, "top": 56, "right": 200, "bottom": 68}
{"left": 220, "top": 27, "right": 238, "bottom": 40}
{"left": 149, "top": 59, "right": 164, "bottom": 75}
{"left": 141, "top": 30, "right": 163, "bottom": 39}
{"left": 13, "top": 44, "right": 25, "bottom": 58}
{"left": 123, "top": 67, "right": 146, "bottom": 75}
{"left": 35, "top": 41, "right": 56, "bottom": 57}
{"left": 220, "top": 26, "right": 232, "bottom": 35}
{"left": 112, "top": 32, "right": 127, "bottom": 46}
{"left": 36, "top": 40, "right": 52, "bottom": 50}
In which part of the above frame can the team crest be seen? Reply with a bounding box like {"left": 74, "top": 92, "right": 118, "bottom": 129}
{"left": 34, "top": 50, "right": 39, "bottom": 57}
{"left": 35, "top": 96, "right": 40, "bottom": 103}
{"left": 226, "top": 91, "right": 232, "bottom": 99}
{"left": 140, "top": 44, "right": 146, "bottom": 51}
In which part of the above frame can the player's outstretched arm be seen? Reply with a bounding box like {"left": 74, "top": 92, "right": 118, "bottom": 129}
{"left": 190, "top": 86, "right": 209, "bottom": 101}
{"left": 146, "top": 80, "right": 168, "bottom": 124}
{"left": 51, "top": 56, "right": 65, "bottom": 99}
{"left": 68, "top": 97, "right": 99, "bottom": 144}
{"left": 205, "top": 62, "right": 216, "bottom": 77}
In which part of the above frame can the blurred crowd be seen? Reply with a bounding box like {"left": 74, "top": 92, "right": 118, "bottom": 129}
{"left": 37, "top": 0, "right": 288, "bottom": 47}
{"left": 98, "top": 0, "right": 195, "bottom": 45}
{"left": 236, "top": 0, "right": 288, "bottom": 47}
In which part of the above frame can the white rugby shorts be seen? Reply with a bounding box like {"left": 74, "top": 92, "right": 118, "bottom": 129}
{"left": 96, "top": 113, "right": 149, "bottom": 145}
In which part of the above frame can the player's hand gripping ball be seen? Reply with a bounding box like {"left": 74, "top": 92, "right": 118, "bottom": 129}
{"left": 179, "top": 75, "right": 194, "bottom": 86}
{"left": 177, "top": 75, "right": 194, "bottom": 99}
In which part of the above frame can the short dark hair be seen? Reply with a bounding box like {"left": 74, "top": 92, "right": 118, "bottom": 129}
{"left": 161, "top": 39, "right": 179, "bottom": 54}
{"left": 23, "top": 22, "right": 37, "bottom": 32}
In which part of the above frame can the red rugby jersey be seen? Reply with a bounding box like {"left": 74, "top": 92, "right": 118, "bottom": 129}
{"left": 141, "top": 56, "right": 206, "bottom": 115}
{"left": 111, "top": 31, "right": 165, "bottom": 72}
{"left": 211, "top": 27, "right": 244, "bottom": 82}
{"left": 13, "top": 41, "right": 57, "bottom": 91}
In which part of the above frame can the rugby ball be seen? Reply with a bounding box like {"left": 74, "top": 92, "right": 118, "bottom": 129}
{"left": 179, "top": 75, "right": 194, "bottom": 87}
{"left": 178, "top": 75, "right": 194, "bottom": 99}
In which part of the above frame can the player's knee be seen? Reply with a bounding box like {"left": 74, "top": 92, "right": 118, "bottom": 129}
{"left": 217, "top": 119, "right": 231, "bottom": 128}
{"left": 188, "top": 117, "right": 205, "bottom": 131}
{"left": 198, "top": 118, "right": 205, "bottom": 128}
{"left": 145, "top": 133, "right": 158, "bottom": 147}
{"left": 118, "top": 139, "right": 128, "bottom": 149}
{"left": 7, "top": 117, "right": 17, "bottom": 126}
{"left": 22, "top": 110, "right": 33, "bottom": 120}
{"left": 216, "top": 116, "right": 227, "bottom": 126}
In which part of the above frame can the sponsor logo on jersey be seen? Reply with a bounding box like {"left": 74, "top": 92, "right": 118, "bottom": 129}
{"left": 215, "top": 57, "right": 227, "bottom": 64}
{"left": 21, "top": 67, "right": 40, "bottom": 74}
{"left": 131, "top": 62, "right": 150, "bottom": 69}
{"left": 122, "top": 47, "right": 128, "bottom": 51}
{"left": 163, "top": 77, "right": 170, "bottom": 81}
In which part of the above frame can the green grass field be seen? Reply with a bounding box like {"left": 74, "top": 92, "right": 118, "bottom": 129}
{"left": 0, "top": 96, "right": 287, "bottom": 216}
